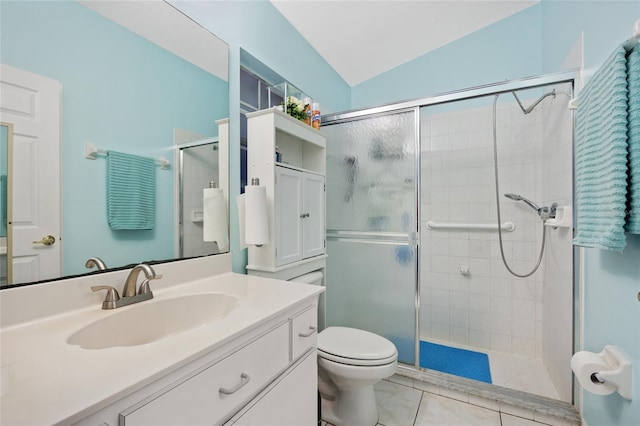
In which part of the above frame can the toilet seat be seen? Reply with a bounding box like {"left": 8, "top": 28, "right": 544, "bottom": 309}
{"left": 318, "top": 327, "right": 398, "bottom": 367}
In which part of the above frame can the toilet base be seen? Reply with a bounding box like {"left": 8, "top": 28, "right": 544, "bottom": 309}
{"left": 320, "top": 385, "right": 379, "bottom": 426}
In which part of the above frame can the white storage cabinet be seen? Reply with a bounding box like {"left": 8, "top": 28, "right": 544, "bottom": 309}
{"left": 275, "top": 166, "right": 325, "bottom": 266}
{"left": 246, "top": 108, "right": 327, "bottom": 273}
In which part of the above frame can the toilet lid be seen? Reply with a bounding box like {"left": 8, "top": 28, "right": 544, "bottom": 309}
{"left": 318, "top": 327, "right": 398, "bottom": 365}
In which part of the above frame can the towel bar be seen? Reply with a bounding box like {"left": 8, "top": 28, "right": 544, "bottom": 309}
{"left": 84, "top": 143, "right": 169, "bottom": 169}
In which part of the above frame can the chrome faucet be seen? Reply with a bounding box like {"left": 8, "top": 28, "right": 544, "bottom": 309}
{"left": 123, "top": 263, "right": 159, "bottom": 297}
{"left": 85, "top": 257, "right": 107, "bottom": 271}
{"left": 92, "top": 263, "right": 162, "bottom": 309}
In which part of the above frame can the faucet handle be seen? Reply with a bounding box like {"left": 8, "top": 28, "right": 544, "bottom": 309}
{"left": 138, "top": 274, "right": 162, "bottom": 295}
{"left": 91, "top": 286, "right": 120, "bottom": 310}
{"left": 138, "top": 279, "right": 153, "bottom": 295}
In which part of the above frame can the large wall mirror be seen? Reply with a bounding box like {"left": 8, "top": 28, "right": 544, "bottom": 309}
{"left": 0, "top": 1, "right": 230, "bottom": 287}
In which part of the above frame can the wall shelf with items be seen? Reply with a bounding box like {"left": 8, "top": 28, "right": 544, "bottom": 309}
{"left": 245, "top": 108, "right": 327, "bottom": 279}
{"left": 267, "top": 81, "right": 312, "bottom": 124}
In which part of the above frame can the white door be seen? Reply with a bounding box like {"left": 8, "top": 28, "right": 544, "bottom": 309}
{"left": 302, "top": 172, "right": 325, "bottom": 259}
{"left": 275, "top": 166, "right": 302, "bottom": 266}
{"left": 0, "top": 64, "right": 62, "bottom": 284}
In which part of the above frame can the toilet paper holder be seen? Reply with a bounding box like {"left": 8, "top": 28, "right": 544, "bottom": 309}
{"left": 586, "top": 345, "right": 632, "bottom": 400}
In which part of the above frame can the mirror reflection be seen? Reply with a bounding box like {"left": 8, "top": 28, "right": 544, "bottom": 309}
{"left": 178, "top": 139, "right": 222, "bottom": 258}
{"left": 0, "top": 1, "right": 229, "bottom": 287}
{"left": 0, "top": 124, "right": 8, "bottom": 286}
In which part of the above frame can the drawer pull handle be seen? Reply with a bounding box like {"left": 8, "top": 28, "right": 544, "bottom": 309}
{"left": 299, "top": 326, "right": 317, "bottom": 338}
{"left": 219, "top": 373, "right": 251, "bottom": 395}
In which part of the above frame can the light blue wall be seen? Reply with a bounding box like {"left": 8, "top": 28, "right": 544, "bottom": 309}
{"left": 1, "top": 1, "right": 228, "bottom": 275}
{"left": 540, "top": 1, "right": 640, "bottom": 424}
{"left": 169, "top": 0, "right": 351, "bottom": 273}
{"left": 351, "top": 4, "right": 542, "bottom": 109}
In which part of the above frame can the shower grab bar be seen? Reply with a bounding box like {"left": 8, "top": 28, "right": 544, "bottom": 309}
{"left": 326, "top": 230, "right": 416, "bottom": 245}
{"left": 426, "top": 221, "right": 515, "bottom": 232}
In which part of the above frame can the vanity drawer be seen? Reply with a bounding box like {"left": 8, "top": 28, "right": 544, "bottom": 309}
{"left": 120, "top": 322, "right": 289, "bottom": 426}
{"left": 290, "top": 305, "right": 317, "bottom": 361}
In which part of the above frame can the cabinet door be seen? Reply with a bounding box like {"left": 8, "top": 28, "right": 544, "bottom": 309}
{"left": 302, "top": 173, "right": 325, "bottom": 259}
{"left": 275, "top": 167, "right": 303, "bottom": 266}
{"left": 233, "top": 352, "right": 317, "bottom": 426}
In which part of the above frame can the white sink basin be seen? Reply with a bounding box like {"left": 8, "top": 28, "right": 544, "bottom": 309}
{"left": 68, "top": 293, "right": 239, "bottom": 349}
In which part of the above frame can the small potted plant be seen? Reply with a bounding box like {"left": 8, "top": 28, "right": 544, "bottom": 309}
{"left": 282, "top": 96, "right": 310, "bottom": 123}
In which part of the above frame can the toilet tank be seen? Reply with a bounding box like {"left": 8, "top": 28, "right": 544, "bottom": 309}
{"left": 289, "top": 270, "right": 325, "bottom": 330}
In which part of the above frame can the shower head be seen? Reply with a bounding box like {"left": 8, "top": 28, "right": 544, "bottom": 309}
{"left": 504, "top": 193, "right": 542, "bottom": 212}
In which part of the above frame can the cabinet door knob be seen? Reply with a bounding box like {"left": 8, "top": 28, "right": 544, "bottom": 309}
{"left": 300, "top": 213, "right": 310, "bottom": 218}
{"left": 219, "top": 373, "right": 251, "bottom": 395}
{"left": 298, "top": 326, "right": 316, "bottom": 338}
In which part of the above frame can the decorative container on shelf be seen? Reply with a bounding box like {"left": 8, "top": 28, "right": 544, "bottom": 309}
{"left": 268, "top": 82, "right": 313, "bottom": 125}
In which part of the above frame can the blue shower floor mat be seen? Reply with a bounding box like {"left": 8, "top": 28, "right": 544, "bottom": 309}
{"left": 419, "top": 341, "right": 492, "bottom": 384}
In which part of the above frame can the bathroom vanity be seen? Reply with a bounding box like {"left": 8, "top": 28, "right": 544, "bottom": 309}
{"left": 0, "top": 254, "right": 323, "bottom": 425}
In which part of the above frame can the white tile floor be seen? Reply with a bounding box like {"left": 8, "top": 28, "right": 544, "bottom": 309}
{"left": 321, "top": 376, "right": 580, "bottom": 426}
{"left": 488, "top": 351, "right": 559, "bottom": 400}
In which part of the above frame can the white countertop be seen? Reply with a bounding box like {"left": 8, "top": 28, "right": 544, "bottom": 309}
{"left": 0, "top": 272, "right": 323, "bottom": 425}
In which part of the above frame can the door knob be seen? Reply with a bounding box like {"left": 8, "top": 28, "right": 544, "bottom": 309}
{"left": 33, "top": 235, "right": 56, "bottom": 246}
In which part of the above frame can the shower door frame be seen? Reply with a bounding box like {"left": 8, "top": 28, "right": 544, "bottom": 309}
{"left": 324, "top": 69, "right": 579, "bottom": 390}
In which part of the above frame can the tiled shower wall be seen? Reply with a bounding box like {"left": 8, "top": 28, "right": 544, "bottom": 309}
{"left": 419, "top": 86, "right": 572, "bottom": 383}
{"left": 539, "top": 84, "right": 574, "bottom": 402}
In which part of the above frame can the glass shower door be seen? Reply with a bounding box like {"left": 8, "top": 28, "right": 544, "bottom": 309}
{"left": 323, "top": 110, "right": 418, "bottom": 365}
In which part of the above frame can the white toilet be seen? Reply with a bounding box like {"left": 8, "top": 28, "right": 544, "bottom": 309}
{"left": 289, "top": 271, "right": 398, "bottom": 426}
{"left": 317, "top": 326, "right": 398, "bottom": 426}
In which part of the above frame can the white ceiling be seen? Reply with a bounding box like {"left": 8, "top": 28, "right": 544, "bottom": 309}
{"left": 271, "top": 0, "right": 539, "bottom": 86}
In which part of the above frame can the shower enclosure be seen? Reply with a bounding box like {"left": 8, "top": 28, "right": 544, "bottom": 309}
{"left": 322, "top": 72, "right": 576, "bottom": 404}
{"left": 178, "top": 139, "right": 220, "bottom": 258}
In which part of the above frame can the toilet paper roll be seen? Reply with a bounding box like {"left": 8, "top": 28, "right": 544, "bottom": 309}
{"left": 203, "top": 187, "right": 229, "bottom": 251}
{"left": 570, "top": 351, "right": 617, "bottom": 395}
{"left": 244, "top": 185, "right": 269, "bottom": 245}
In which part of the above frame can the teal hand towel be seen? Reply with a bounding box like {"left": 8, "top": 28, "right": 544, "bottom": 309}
{"left": 625, "top": 44, "right": 640, "bottom": 233}
{"left": 574, "top": 45, "right": 629, "bottom": 251}
{"left": 107, "top": 151, "right": 156, "bottom": 230}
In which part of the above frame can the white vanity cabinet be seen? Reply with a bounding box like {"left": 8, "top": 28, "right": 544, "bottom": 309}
{"left": 73, "top": 303, "right": 319, "bottom": 426}
{"left": 275, "top": 166, "right": 325, "bottom": 266}
{"left": 229, "top": 351, "right": 317, "bottom": 426}
{"left": 246, "top": 108, "right": 326, "bottom": 274}
{"left": 228, "top": 305, "right": 318, "bottom": 425}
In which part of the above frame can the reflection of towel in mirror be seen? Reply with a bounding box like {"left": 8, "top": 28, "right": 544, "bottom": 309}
{"left": 107, "top": 151, "right": 156, "bottom": 230}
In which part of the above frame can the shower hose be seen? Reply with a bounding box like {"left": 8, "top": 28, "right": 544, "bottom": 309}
{"left": 492, "top": 94, "right": 546, "bottom": 278}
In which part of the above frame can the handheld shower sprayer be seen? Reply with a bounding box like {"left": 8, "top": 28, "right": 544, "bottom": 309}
{"left": 504, "top": 193, "right": 557, "bottom": 220}
{"left": 504, "top": 193, "right": 541, "bottom": 212}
